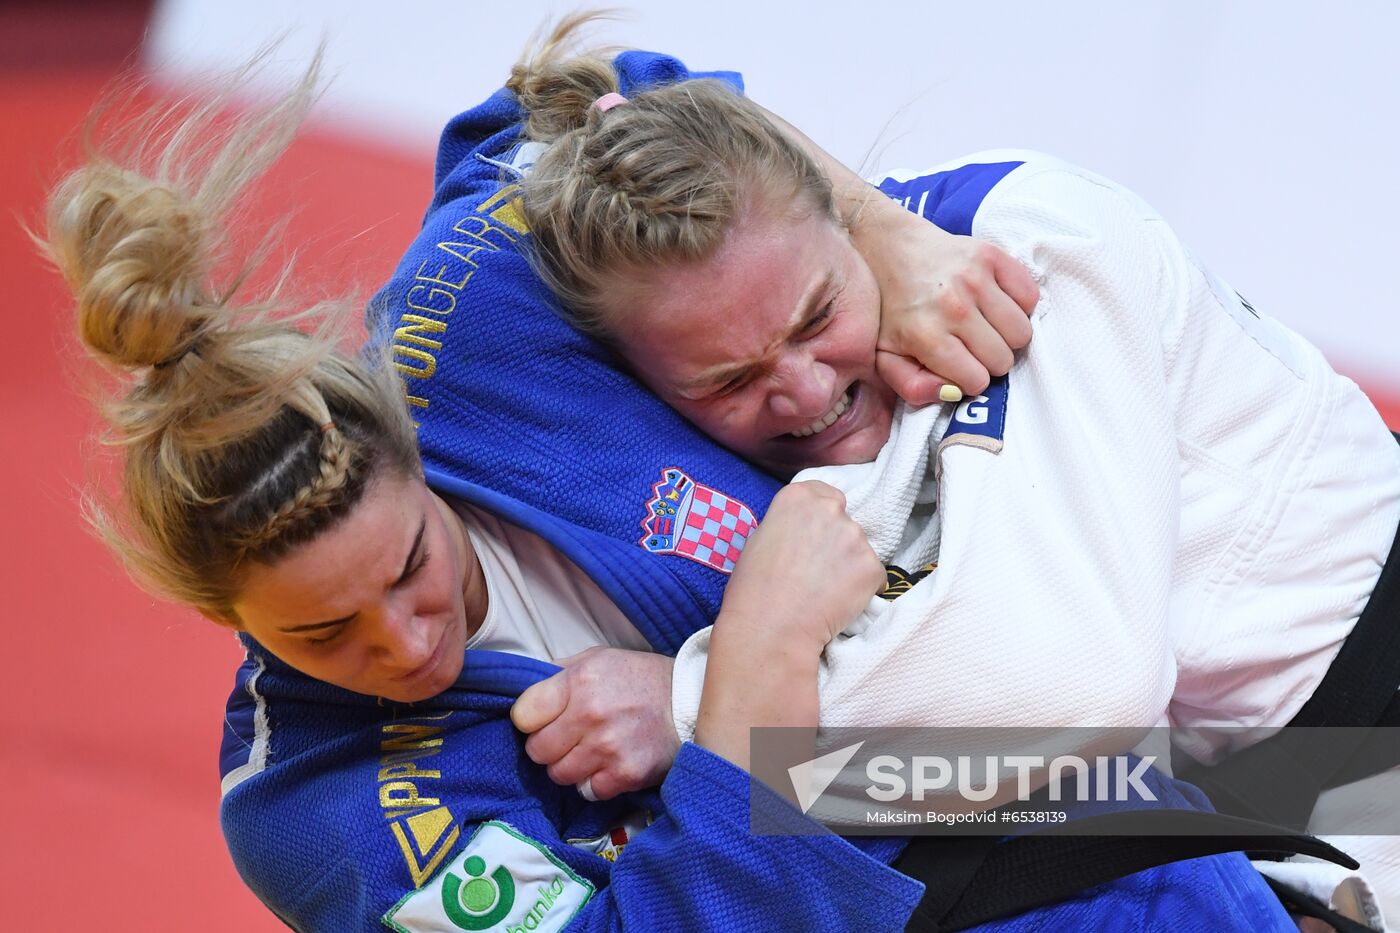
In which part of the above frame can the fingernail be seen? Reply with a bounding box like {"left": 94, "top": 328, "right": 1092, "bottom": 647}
{"left": 938, "top": 385, "right": 964, "bottom": 403}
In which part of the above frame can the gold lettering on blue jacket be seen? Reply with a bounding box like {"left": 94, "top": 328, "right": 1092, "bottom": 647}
{"left": 392, "top": 186, "right": 528, "bottom": 420}
{"left": 395, "top": 315, "right": 447, "bottom": 350}
{"left": 378, "top": 712, "right": 460, "bottom": 887}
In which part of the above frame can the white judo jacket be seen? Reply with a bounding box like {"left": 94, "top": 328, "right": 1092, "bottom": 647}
{"left": 671, "top": 150, "right": 1400, "bottom": 766}
{"left": 669, "top": 151, "right": 1400, "bottom": 928}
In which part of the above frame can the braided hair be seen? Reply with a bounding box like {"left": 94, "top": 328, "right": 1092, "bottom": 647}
{"left": 43, "top": 54, "right": 419, "bottom": 623}
{"left": 507, "top": 12, "right": 836, "bottom": 336}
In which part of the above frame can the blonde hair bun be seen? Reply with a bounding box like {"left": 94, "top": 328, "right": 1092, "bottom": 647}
{"left": 50, "top": 163, "right": 212, "bottom": 370}
{"left": 41, "top": 53, "right": 423, "bottom": 623}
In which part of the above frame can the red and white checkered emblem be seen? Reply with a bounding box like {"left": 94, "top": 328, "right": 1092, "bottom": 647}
{"left": 640, "top": 467, "right": 758, "bottom": 574}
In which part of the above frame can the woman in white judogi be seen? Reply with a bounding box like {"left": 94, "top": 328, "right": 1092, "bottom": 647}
{"left": 507, "top": 41, "right": 1400, "bottom": 926}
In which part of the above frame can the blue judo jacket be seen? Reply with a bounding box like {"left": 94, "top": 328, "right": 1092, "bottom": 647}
{"left": 219, "top": 645, "right": 923, "bottom": 931}
{"left": 218, "top": 50, "right": 1299, "bottom": 932}
{"left": 219, "top": 643, "right": 1294, "bottom": 932}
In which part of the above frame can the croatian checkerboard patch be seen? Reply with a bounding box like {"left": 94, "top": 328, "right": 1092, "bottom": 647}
{"left": 639, "top": 467, "right": 757, "bottom": 573}
{"left": 383, "top": 821, "right": 594, "bottom": 933}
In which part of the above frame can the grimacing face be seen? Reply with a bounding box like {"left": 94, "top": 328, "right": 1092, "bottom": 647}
{"left": 610, "top": 200, "right": 897, "bottom": 478}
{"left": 231, "top": 472, "right": 483, "bottom": 703}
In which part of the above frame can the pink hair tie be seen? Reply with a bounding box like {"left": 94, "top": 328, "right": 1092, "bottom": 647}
{"left": 593, "top": 92, "right": 628, "bottom": 113}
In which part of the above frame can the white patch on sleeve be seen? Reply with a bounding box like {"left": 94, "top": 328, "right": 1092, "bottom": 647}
{"left": 382, "top": 821, "right": 594, "bottom": 933}
{"left": 475, "top": 142, "right": 549, "bottom": 181}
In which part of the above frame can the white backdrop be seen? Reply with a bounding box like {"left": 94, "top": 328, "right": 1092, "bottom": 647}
{"left": 147, "top": 0, "right": 1399, "bottom": 390}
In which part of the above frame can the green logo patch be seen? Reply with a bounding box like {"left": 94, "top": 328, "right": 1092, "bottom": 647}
{"left": 383, "top": 821, "right": 595, "bottom": 933}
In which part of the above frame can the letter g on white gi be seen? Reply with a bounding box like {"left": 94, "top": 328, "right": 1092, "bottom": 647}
{"left": 955, "top": 395, "right": 990, "bottom": 425}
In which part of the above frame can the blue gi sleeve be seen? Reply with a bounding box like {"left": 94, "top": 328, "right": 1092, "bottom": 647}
{"left": 570, "top": 742, "right": 923, "bottom": 932}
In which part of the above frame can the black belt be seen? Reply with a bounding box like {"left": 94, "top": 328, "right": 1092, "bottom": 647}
{"left": 895, "top": 810, "right": 1355, "bottom": 932}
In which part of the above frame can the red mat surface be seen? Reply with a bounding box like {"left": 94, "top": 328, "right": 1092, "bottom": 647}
{"left": 0, "top": 19, "right": 430, "bottom": 929}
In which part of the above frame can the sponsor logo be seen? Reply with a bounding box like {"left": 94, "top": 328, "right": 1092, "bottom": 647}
{"left": 383, "top": 822, "right": 594, "bottom": 933}
{"left": 441, "top": 856, "right": 516, "bottom": 930}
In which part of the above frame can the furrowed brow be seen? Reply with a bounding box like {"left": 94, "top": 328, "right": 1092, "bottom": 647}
{"left": 681, "top": 271, "right": 837, "bottom": 396}
{"left": 682, "top": 361, "right": 760, "bottom": 396}
{"left": 791, "top": 270, "right": 836, "bottom": 332}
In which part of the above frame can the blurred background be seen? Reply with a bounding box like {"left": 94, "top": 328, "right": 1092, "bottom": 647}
{"left": 3, "top": 1, "right": 1396, "bottom": 929}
